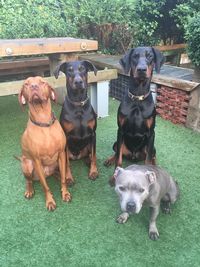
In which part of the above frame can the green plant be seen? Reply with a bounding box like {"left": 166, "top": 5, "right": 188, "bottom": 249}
{"left": 185, "top": 13, "right": 200, "bottom": 67}
{"left": 0, "top": 0, "right": 77, "bottom": 39}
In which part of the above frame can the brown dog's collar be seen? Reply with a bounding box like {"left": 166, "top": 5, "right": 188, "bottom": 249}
{"left": 30, "top": 112, "right": 57, "bottom": 127}
{"left": 66, "top": 95, "right": 89, "bottom": 107}
{"left": 128, "top": 90, "right": 151, "bottom": 101}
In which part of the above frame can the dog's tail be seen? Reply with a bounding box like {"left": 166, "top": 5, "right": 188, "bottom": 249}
{"left": 13, "top": 155, "right": 22, "bottom": 161}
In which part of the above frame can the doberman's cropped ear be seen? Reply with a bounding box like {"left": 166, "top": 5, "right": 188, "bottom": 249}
{"left": 54, "top": 62, "right": 68, "bottom": 79}
{"left": 18, "top": 85, "right": 27, "bottom": 108}
{"left": 152, "top": 48, "right": 165, "bottom": 73}
{"left": 145, "top": 171, "right": 156, "bottom": 186}
{"left": 119, "top": 48, "right": 134, "bottom": 75}
{"left": 82, "top": 60, "right": 98, "bottom": 76}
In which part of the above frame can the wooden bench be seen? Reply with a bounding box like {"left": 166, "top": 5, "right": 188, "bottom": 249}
{"left": 0, "top": 57, "right": 50, "bottom": 81}
{"left": 0, "top": 37, "right": 118, "bottom": 117}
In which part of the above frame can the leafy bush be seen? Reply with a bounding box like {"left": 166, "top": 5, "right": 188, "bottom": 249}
{"left": 133, "top": 0, "right": 187, "bottom": 46}
{"left": 0, "top": 0, "right": 199, "bottom": 54}
{"left": 185, "top": 13, "right": 200, "bottom": 67}
{"left": 0, "top": 0, "right": 77, "bottom": 39}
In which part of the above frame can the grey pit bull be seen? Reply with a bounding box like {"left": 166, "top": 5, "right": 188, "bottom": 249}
{"left": 114, "top": 164, "right": 180, "bottom": 240}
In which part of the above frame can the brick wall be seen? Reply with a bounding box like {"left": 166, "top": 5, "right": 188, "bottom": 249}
{"left": 156, "top": 86, "right": 190, "bottom": 125}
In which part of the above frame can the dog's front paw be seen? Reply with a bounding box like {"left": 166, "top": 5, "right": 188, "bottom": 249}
{"left": 24, "top": 189, "right": 35, "bottom": 199}
{"left": 116, "top": 212, "right": 129, "bottom": 224}
{"left": 89, "top": 171, "right": 98, "bottom": 180}
{"left": 104, "top": 159, "right": 114, "bottom": 167}
{"left": 62, "top": 191, "right": 72, "bottom": 202}
{"left": 46, "top": 194, "right": 56, "bottom": 211}
{"left": 149, "top": 222, "right": 159, "bottom": 240}
{"left": 46, "top": 200, "right": 56, "bottom": 211}
{"left": 149, "top": 231, "right": 159, "bottom": 241}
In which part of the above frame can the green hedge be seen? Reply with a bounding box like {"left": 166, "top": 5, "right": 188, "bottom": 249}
{"left": 185, "top": 13, "right": 200, "bottom": 67}
{"left": 0, "top": 0, "right": 198, "bottom": 53}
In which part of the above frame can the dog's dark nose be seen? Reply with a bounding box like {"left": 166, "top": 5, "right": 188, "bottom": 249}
{"left": 137, "top": 67, "right": 147, "bottom": 72}
{"left": 74, "top": 78, "right": 83, "bottom": 87}
{"left": 31, "top": 84, "right": 38, "bottom": 90}
{"left": 127, "top": 202, "right": 136, "bottom": 213}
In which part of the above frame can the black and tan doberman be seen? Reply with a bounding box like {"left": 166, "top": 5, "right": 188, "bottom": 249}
{"left": 104, "top": 47, "right": 164, "bottom": 185}
{"left": 54, "top": 60, "right": 98, "bottom": 184}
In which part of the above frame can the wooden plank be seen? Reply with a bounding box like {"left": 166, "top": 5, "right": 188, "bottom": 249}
{"left": 154, "top": 44, "right": 186, "bottom": 52}
{"left": 0, "top": 37, "right": 98, "bottom": 57}
{"left": 88, "top": 69, "right": 117, "bottom": 83}
{"left": 0, "top": 69, "right": 118, "bottom": 96}
{"left": 152, "top": 74, "right": 199, "bottom": 92}
{"left": 0, "top": 57, "right": 49, "bottom": 70}
{"left": 0, "top": 67, "right": 48, "bottom": 77}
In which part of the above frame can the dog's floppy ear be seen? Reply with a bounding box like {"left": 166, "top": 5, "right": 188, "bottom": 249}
{"left": 113, "top": 166, "right": 124, "bottom": 179}
{"left": 82, "top": 60, "right": 98, "bottom": 76}
{"left": 18, "top": 85, "right": 27, "bottom": 108}
{"left": 119, "top": 48, "right": 134, "bottom": 74}
{"left": 49, "top": 86, "right": 57, "bottom": 103}
{"left": 145, "top": 171, "right": 156, "bottom": 185}
{"left": 54, "top": 62, "right": 68, "bottom": 79}
{"left": 152, "top": 48, "right": 165, "bottom": 73}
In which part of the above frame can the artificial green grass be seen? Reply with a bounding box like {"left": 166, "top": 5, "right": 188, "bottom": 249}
{"left": 0, "top": 95, "right": 200, "bottom": 267}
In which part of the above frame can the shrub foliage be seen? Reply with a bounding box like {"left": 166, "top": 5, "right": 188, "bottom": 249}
{"left": 0, "top": 0, "right": 199, "bottom": 53}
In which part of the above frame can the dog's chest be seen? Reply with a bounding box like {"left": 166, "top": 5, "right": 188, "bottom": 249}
{"left": 62, "top": 107, "right": 96, "bottom": 138}
{"left": 22, "top": 122, "right": 66, "bottom": 158}
{"left": 122, "top": 104, "right": 153, "bottom": 132}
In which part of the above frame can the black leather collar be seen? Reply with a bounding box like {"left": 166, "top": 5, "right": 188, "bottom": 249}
{"left": 128, "top": 90, "right": 151, "bottom": 101}
{"left": 30, "top": 112, "right": 56, "bottom": 127}
{"left": 66, "top": 95, "right": 89, "bottom": 107}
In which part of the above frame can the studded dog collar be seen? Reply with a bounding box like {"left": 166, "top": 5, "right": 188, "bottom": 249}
{"left": 66, "top": 95, "right": 89, "bottom": 107}
{"left": 128, "top": 90, "right": 151, "bottom": 101}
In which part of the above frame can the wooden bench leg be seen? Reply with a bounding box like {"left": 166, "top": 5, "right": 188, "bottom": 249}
{"left": 89, "top": 81, "right": 109, "bottom": 118}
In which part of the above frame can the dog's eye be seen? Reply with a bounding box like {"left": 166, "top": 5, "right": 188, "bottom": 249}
{"left": 139, "top": 188, "right": 145, "bottom": 193}
{"left": 133, "top": 53, "right": 139, "bottom": 59}
{"left": 119, "top": 186, "right": 126, "bottom": 191}
{"left": 146, "top": 52, "right": 153, "bottom": 60}
{"left": 67, "top": 67, "right": 73, "bottom": 73}
{"left": 79, "top": 65, "right": 85, "bottom": 72}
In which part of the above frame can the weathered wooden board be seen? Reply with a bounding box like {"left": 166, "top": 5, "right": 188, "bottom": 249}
{"left": 154, "top": 43, "right": 186, "bottom": 52}
{"left": 0, "top": 37, "right": 98, "bottom": 57}
{"left": 0, "top": 57, "right": 49, "bottom": 70}
{"left": 152, "top": 74, "right": 198, "bottom": 92}
{"left": 0, "top": 57, "right": 50, "bottom": 77}
{"left": 0, "top": 69, "right": 118, "bottom": 96}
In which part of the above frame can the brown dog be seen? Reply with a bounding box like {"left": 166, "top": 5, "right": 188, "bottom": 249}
{"left": 18, "top": 76, "right": 71, "bottom": 211}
